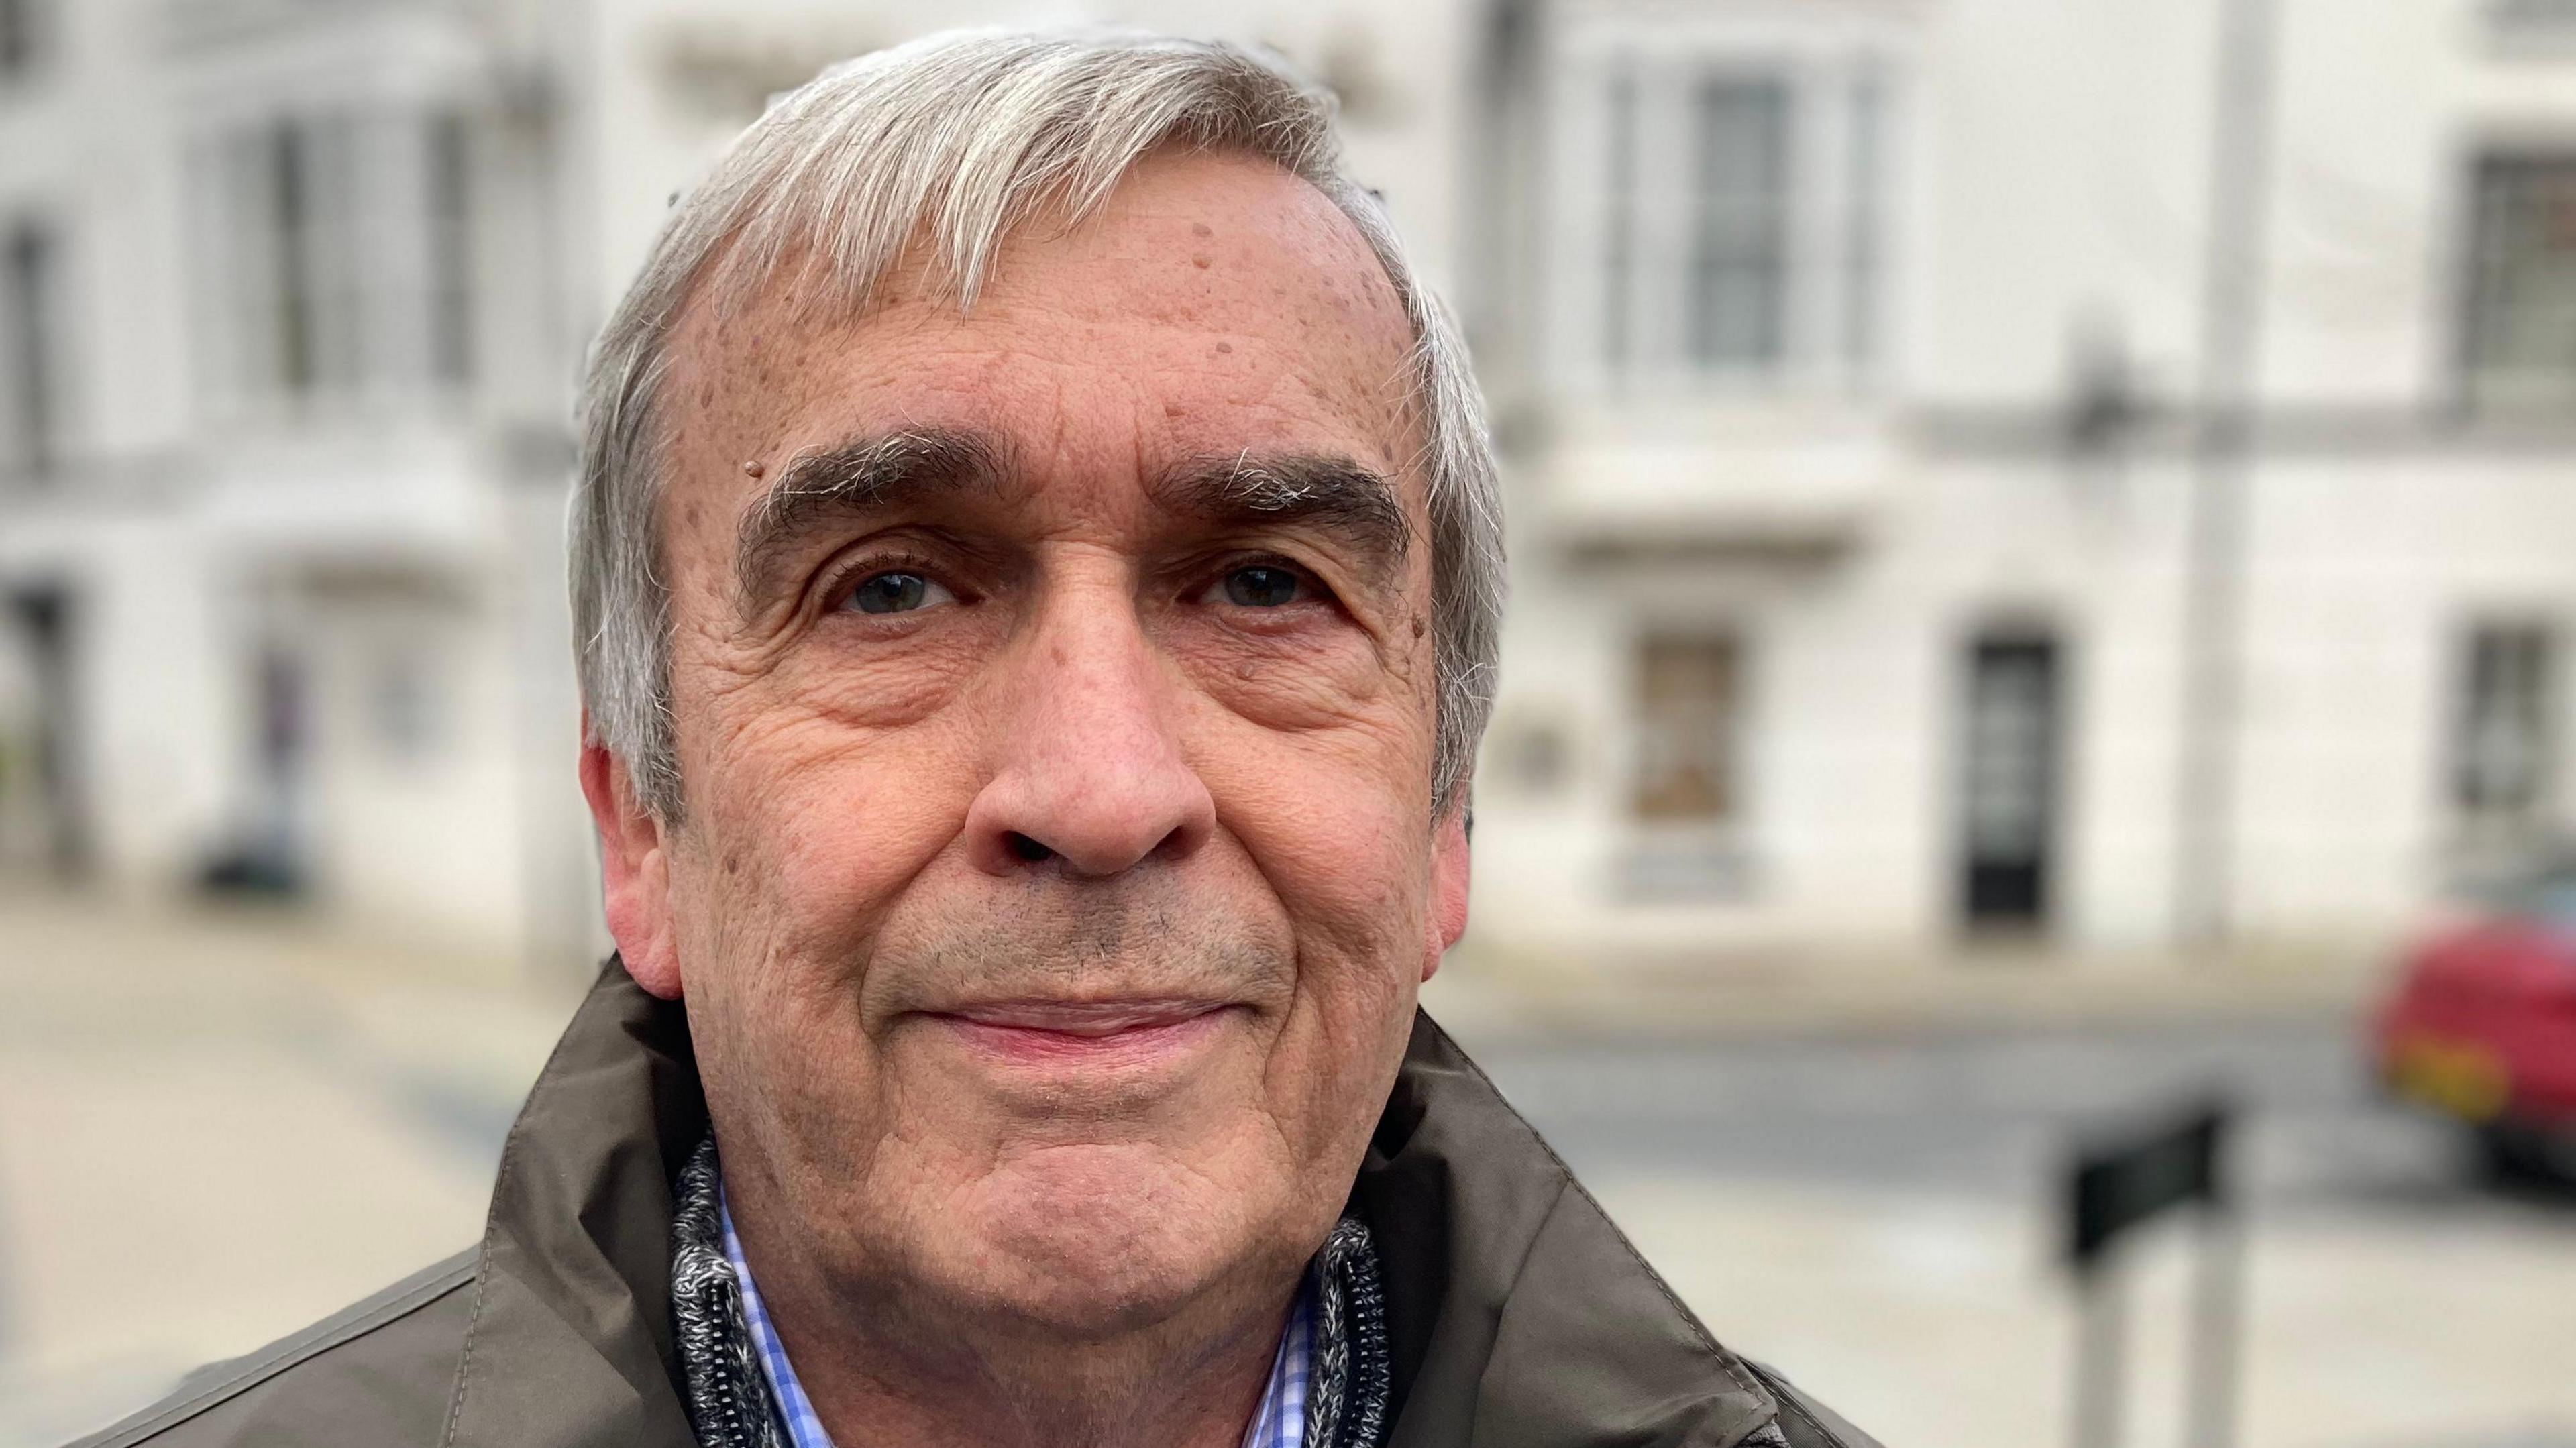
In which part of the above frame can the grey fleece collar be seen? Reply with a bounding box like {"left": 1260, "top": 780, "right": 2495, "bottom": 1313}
{"left": 671, "top": 1141, "right": 788, "bottom": 1448}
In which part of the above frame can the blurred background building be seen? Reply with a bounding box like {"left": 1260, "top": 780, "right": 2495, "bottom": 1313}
{"left": 4, "top": 0, "right": 2573, "bottom": 983}
{"left": 1474, "top": 0, "right": 2576, "bottom": 977}
{"left": 0, "top": 0, "right": 598, "bottom": 970}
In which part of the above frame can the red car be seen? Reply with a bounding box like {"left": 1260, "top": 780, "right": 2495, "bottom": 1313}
{"left": 2373, "top": 855, "right": 2576, "bottom": 1181}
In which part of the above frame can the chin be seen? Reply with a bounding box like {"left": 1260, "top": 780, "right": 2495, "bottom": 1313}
{"left": 940, "top": 1144, "right": 1273, "bottom": 1337}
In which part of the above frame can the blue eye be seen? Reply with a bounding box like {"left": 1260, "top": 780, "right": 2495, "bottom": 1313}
{"left": 1222, "top": 565, "right": 1303, "bottom": 608}
{"left": 845, "top": 571, "right": 947, "bottom": 614}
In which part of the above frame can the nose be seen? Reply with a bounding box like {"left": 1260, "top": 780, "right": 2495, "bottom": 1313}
{"left": 962, "top": 589, "right": 1216, "bottom": 879}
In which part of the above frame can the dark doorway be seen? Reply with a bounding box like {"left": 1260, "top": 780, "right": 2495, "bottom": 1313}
{"left": 6, "top": 586, "right": 87, "bottom": 875}
{"left": 1959, "top": 631, "right": 2063, "bottom": 930}
{"left": 201, "top": 641, "right": 311, "bottom": 895}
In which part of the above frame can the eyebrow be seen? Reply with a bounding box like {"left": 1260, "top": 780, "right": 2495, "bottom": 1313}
{"left": 729, "top": 433, "right": 1414, "bottom": 610}
{"left": 1151, "top": 452, "right": 1414, "bottom": 586}
{"left": 732, "top": 427, "right": 1009, "bottom": 609}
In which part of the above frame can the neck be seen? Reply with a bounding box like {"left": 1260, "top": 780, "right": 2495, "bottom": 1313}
{"left": 672, "top": 1144, "right": 1390, "bottom": 1448}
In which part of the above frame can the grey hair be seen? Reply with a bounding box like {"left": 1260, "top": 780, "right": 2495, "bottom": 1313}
{"left": 571, "top": 28, "right": 1503, "bottom": 822}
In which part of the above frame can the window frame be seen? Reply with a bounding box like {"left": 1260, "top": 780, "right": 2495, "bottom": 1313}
{"left": 188, "top": 96, "right": 480, "bottom": 425}
{"left": 1629, "top": 630, "right": 1749, "bottom": 826}
{"left": 1616, "top": 624, "right": 1761, "bottom": 902}
{"left": 2449, "top": 618, "right": 2563, "bottom": 831}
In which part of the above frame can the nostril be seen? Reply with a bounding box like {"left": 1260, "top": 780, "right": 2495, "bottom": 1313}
{"left": 1005, "top": 832, "right": 1054, "bottom": 864}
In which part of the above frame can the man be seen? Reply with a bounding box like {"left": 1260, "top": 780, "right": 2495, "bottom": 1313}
{"left": 77, "top": 31, "right": 1878, "bottom": 1448}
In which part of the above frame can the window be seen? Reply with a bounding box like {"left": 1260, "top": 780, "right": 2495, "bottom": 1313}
{"left": 1622, "top": 633, "right": 1753, "bottom": 899}
{"left": 1632, "top": 635, "right": 1743, "bottom": 823}
{"left": 368, "top": 647, "right": 446, "bottom": 762}
{"left": 215, "top": 113, "right": 362, "bottom": 400}
{"left": 1578, "top": 46, "right": 1894, "bottom": 391}
{"left": 2486, "top": 0, "right": 2576, "bottom": 47}
{"left": 2461, "top": 154, "right": 2576, "bottom": 411}
{"left": 1601, "top": 64, "right": 1636, "bottom": 368}
{"left": 1841, "top": 69, "right": 1886, "bottom": 366}
{"left": 425, "top": 113, "right": 473, "bottom": 386}
{"left": 1684, "top": 76, "right": 1790, "bottom": 368}
{"left": 2, "top": 219, "right": 58, "bottom": 478}
{"left": 2452, "top": 623, "right": 2558, "bottom": 827}
{"left": 206, "top": 106, "right": 475, "bottom": 412}
{"left": 0, "top": 0, "right": 41, "bottom": 83}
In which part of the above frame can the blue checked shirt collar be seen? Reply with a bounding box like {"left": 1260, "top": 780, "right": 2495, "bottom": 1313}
{"left": 719, "top": 1190, "right": 1313, "bottom": 1448}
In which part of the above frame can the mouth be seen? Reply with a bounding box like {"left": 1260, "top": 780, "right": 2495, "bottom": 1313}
{"left": 928, "top": 998, "right": 1240, "bottom": 1066}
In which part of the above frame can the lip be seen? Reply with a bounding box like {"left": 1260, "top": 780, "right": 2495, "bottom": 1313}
{"left": 928, "top": 997, "right": 1238, "bottom": 1066}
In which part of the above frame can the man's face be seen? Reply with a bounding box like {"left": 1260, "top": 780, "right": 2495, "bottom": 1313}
{"left": 584, "top": 150, "right": 1470, "bottom": 1338}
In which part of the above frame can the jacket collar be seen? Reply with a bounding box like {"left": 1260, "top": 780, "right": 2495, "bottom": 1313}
{"left": 443, "top": 960, "right": 704, "bottom": 1447}
{"left": 442, "top": 963, "right": 1784, "bottom": 1447}
{"left": 1358, "top": 1014, "right": 1784, "bottom": 1446}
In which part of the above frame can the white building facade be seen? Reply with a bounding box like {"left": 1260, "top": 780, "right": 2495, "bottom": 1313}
{"left": 1470, "top": 0, "right": 2576, "bottom": 972}
{"left": 0, "top": 0, "right": 600, "bottom": 970}
{"left": 1, "top": 0, "right": 2570, "bottom": 979}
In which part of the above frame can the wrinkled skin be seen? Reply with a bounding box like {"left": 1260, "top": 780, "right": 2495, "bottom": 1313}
{"left": 580, "top": 148, "right": 1471, "bottom": 1448}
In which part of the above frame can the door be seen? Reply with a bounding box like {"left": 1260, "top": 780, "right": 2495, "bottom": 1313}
{"left": 1959, "top": 632, "right": 2061, "bottom": 930}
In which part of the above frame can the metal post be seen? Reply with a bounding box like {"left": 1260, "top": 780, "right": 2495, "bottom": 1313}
{"left": 2186, "top": 1196, "right": 2246, "bottom": 1448}
{"left": 2173, "top": 0, "right": 2284, "bottom": 950}
{"left": 2070, "top": 1262, "right": 2127, "bottom": 1448}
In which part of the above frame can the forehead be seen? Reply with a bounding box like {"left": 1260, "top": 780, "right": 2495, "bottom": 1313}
{"left": 665, "top": 148, "right": 1423, "bottom": 516}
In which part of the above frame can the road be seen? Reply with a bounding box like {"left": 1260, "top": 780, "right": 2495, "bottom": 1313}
{"left": 1457, "top": 1022, "right": 2576, "bottom": 1448}
{"left": 1471, "top": 1020, "right": 2449, "bottom": 1204}
{"left": 2, "top": 893, "right": 2570, "bottom": 1447}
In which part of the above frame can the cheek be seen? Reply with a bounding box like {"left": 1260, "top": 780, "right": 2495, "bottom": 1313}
{"left": 667, "top": 730, "right": 980, "bottom": 1186}
{"left": 679, "top": 705, "right": 985, "bottom": 968}
{"left": 1173, "top": 616, "right": 1440, "bottom": 990}
{"left": 1183, "top": 681, "right": 1436, "bottom": 870}
{"left": 1214, "top": 753, "right": 1432, "bottom": 989}
{"left": 1161, "top": 600, "right": 1438, "bottom": 799}
{"left": 1253, "top": 803, "right": 1426, "bottom": 1172}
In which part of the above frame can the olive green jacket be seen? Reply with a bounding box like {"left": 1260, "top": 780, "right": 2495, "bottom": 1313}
{"left": 70, "top": 963, "right": 1882, "bottom": 1448}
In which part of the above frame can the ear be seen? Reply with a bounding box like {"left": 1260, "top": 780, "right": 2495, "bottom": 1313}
{"left": 580, "top": 718, "right": 683, "bottom": 1000}
{"left": 1421, "top": 803, "right": 1472, "bottom": 983}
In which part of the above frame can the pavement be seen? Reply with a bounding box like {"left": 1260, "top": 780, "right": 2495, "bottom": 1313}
{"left": 0, "top": 888, "right": 572, "bottom": 1446}
{"left": 2, "top": 888, "right": 2570, "bottom": 1448}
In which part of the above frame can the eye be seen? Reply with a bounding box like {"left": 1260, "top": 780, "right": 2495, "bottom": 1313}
{"left": 839, "top": 569, "right": 956, "bottom": 615}
{"left": 1220, "top": 564, "right": 1307, "bottom": 608}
